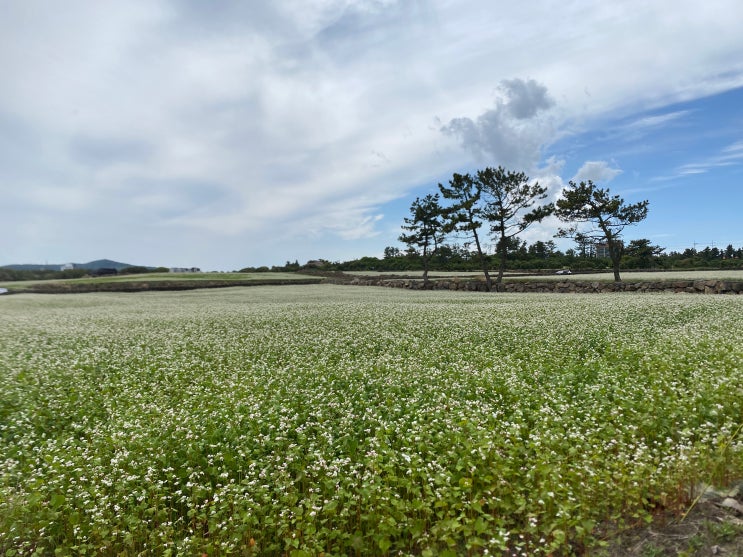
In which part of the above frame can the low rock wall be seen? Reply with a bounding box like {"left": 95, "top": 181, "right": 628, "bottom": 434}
{"left": 347, "top": 277, "right": 743, "bottom": 294}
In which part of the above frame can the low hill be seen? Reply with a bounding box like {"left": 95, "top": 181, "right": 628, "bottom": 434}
{"left": 73, "top": 259, "right": 139, "bottom": 271}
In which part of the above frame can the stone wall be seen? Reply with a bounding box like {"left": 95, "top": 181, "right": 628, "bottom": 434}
{"left": 347, "top": 277, "right": 743, "bottom": 294}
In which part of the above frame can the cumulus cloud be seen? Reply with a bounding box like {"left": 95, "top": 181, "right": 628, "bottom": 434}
{"left": 573, "top": 161, "right": 623, "bottom": 183}
{"left": 501, "top": 79, "right": 554, "bottom": 119}
{"left": 441, "top": 78, "right": 555, "bottom": 170}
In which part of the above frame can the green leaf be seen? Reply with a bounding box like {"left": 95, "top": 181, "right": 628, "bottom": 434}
{"left": 378, "top": 536, "right": 392, "bottom": 553}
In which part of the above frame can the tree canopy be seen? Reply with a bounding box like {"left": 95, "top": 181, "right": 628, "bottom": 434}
{"left": 478, "top": 166, "right": 554, "bottom": 285}
{"left": 438, "top": 173, "right": 494, "bottom": 289}
{"left": 555, "top": 180, "right": 649, "bottom": 281}
{"left": 398, "top": 194, "right": 445, "bottom": 284}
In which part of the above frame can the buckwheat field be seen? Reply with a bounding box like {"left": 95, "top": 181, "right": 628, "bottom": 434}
{"left": 1, "top": 285, "right": 741, "bottom": 556}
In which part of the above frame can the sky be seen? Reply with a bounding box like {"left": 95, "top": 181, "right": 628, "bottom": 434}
{"left": 1, "top": 0, "right": 742, "bottom": 270}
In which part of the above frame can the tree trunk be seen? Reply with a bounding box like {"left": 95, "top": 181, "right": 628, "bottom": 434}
{"left": 496, "top": 235, "right": 507, "bottom": 285}
{"left": 601, "top": 225, "right": 622, "bottom": 282}
{"left": 608, "top": 239, "right": 622, "bottom": 282}
{"left": 422, "top": 247, "right": 430, "bottom": 286}
{"left": 497, "top": 253, "right": 506, "bottom": 286}
{"left": 472, "top": 229, "right": 492, "bottom": 291}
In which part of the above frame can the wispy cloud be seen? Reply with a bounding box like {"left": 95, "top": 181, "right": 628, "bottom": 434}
{"left": 587, "top": 110, "right": 694, "bottom": 151}
{"left": 721, "top": 140, "right": 743, "bottom": 159}
{"left": 622, "top": 110, "right": 691, "bottom": 132}
{"left": 653, "top": 139, "right": 743, "bottom": 181}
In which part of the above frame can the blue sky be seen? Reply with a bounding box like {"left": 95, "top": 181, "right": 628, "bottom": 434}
{"left": 1, "top": 1, "right": 742, "bottom": 269}
{"left": 366, "top": 85, "right": 743, "bottom": 260}
{"left": 549, "top": 87, "right": 743, "bottom": 253}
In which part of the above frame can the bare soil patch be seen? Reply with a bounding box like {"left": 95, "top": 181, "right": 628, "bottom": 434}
{"left": 599, "top": 483, "right": 743, "bottom": 556}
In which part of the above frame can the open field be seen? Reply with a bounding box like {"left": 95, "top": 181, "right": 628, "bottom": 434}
{"left": 67, "top": 272, "right": 316, "bottom": 283}
{"left": 1, "top": 286, "right": 741, "bottom": 555}
{"left": 348, "top": 270, "right": 743, "bottom": 282}
{"left": 0, "top": 272, "right": 321, "bottom": 293}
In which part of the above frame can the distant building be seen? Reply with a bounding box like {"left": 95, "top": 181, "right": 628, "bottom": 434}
{"left": 595, "top": 243, "right": 610, "bottom": 258}
{"left": 595, "top": 241, "right": 623, "bottom": 258}
{"left": 60, "top": 263, "right": 74, "bottom": 271}
{"left": 169, "top": 267, "right": 201, "bottom": 273}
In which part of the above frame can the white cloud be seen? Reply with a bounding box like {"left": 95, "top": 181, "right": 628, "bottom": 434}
{"left": 1, "top": 0, "right": 743, "bottom": 268}
{"left": 441, "top": 78, "right": 556, "bottom": 170}
{"left": 623, "top": 110, "right": 691, "bottom": 131}
{"left": 573, "top": 161, "right": 623, "bottom": 183}
{"left": 721, "top": 140, "right": 743, "bottom": 158}
{"left": 652, "top": 139, "right": 743, "bottom": 181}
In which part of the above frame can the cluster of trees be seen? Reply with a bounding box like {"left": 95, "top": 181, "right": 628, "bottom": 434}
{"left": 396, "top": 167, "right": 648, "bottom": 289}
{"left": 658, "top": 245, "right": 743, "bottom": 268}
{"left": 118, "top": 266, "right": 171, "bottom": 275}
{"left": 0, "top": 268, "right": 89, "bottom": 282}
{"left": 262, "top": 238, "right": 742, "bottom": 275}
{"left": 372, "top": 240, "right": 740, "bottom": 270}
{"left": 258, "top": 168, "right": 737, "bottom": 279}
{"left": 240, "top": 260, "right": 302, "bottom": 273}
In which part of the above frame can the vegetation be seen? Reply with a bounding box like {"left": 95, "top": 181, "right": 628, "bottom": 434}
{"left": 304, "top": 240, "right": 743, "bottom": 276}
{"left": 553, "top": 180, "right": 649, "bottom": 282}
{"left": 260, "top": 170, "right": 710, "bottom": 279}
{"left": 395, "top": 170, "right": 641, "bottom": 287}
{"left": 119, "top": 266, "right": 171, "bottom": 275}
{"left": 280, "top": 170, "right": 658, "bottom": 283}
{"left": 434, "top": 167, "right": 553, "bottom": 290}
{"left": 1, "top": 286, "right": 741, "bottom": 555}
{"left": 0, "top": 266, "right": 170, "bottom": 283}
{"left": 398, "top": 194, "right": 446, "bottom": 285}
{"left": 439, "top": 173, "right": 494, "bottom": 290}
{"left": 0, "top": 268, "right": 88, "bottom": 282}
{"left": 477, "top": 167, "right": 552, "bottom": 285}
{"left": 0, "top": 272, "right": 323, "bottom": 293}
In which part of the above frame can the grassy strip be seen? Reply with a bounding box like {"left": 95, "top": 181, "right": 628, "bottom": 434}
{"left": 21, "top": 278, "right": 324, "bottom": 294}
{"left": 0, "top": 273, "right": 323, "bottom": 293}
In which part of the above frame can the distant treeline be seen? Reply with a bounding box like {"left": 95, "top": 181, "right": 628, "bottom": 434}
{"left": 244, "top": 241, "right": 743, "bottom": 274}
{"left": 0, "top": 266, "right": 170, "bottom": 282}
